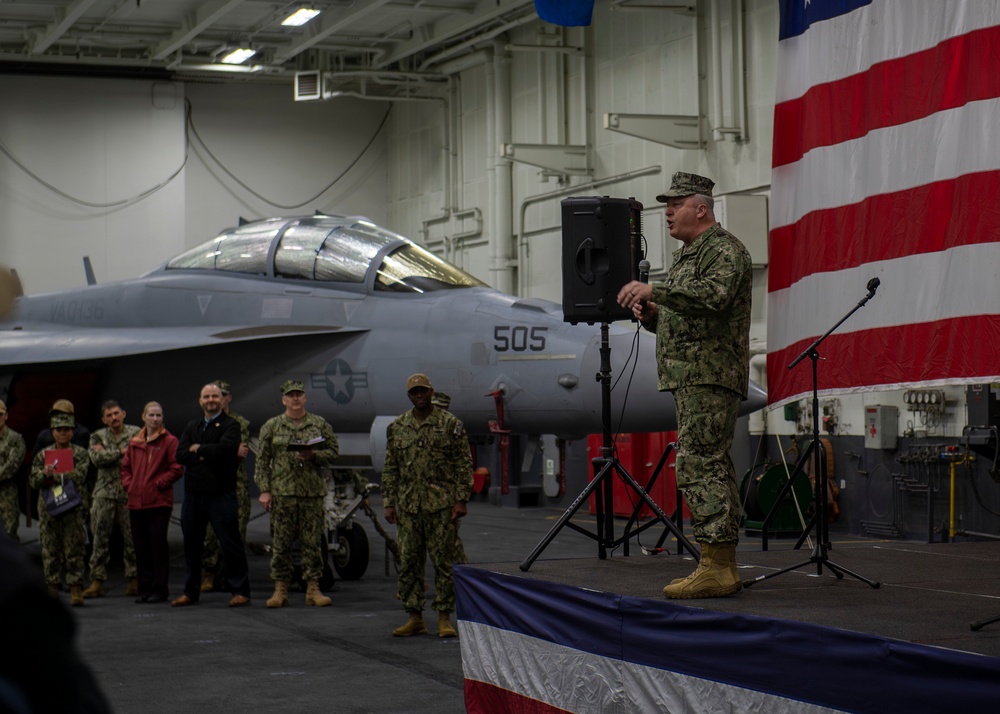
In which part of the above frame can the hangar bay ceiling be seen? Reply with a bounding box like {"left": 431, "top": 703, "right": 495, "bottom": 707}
{"left": 0, "top": 0, "right": 541, "bottom": 95}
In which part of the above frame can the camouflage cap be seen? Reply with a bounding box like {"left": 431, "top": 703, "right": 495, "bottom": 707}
{"left": 50, "top": 398, "right": 75, "bottom": 415}
{"left": 406, "top": 373, "right": 433, "bottom": 392}
{"left": 50, "top": 412, "right": 75, "bottom": 429}
{"left": 214, "top": 379, "right": 232, "bottom": 394}
{"left": 280, "top": 379, "right": 305, "bottom": 395}
{"left": 431, "top": 391, "right": 451, "bottom": 409}
{"left": 656, "top": 171, "right": 715, "bottom": 202}
{"left": 0, "top": 399, "right": 6, "bottom": 414}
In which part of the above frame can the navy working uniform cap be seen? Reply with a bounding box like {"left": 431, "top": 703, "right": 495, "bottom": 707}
{"left": 656, "top": 172, "right": 715, "bottom": 202}
{"left": 50, "top": 412, "right": 76, "bottom": 429}
{"left": 406, "top": 373, "right": 433, "bottom": 392}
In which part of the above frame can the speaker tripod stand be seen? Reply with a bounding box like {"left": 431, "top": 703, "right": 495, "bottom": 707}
{"left": 743, "top": 280, "right": 882, "bottom": 590}
{"left": 520, "top": 322, "right": 697, "bottom": 571}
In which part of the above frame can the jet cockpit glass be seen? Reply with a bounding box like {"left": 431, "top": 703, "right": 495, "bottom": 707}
{"left": 375, "top": 243, "right": 487, "bottom": 292}
{"left": 166, "top": 216, "right": 486, "bottom": 291}
{"left": 166, "top": 219, "right": 284, "bottom": 274}
{"left": 275, "top": 220, "right": 389, "bottom": 283}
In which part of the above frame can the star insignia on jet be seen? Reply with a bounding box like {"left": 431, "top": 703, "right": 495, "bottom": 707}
{"left": 311, "top": 358, "right": 368, "bottom": 405}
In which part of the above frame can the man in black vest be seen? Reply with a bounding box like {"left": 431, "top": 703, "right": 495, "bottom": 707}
{"left": 172, "top": 383, "right": 251, "bottom": 607}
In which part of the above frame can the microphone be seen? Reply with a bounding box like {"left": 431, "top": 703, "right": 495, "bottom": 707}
{"left": 866, "top": 276, "right": 880, "bottom": 298}
{"left": 636, "top": 259, "right": 651, "bottom": 310}
{"left": 638, "top": 259, "right": 650, "bottom": 284}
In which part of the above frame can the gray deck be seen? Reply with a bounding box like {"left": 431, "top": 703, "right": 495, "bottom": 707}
{"left": 15, "top": 499, "right": 1000, "bottom": 713}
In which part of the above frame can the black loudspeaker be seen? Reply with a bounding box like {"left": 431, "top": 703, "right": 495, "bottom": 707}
{"left": 561, "top": 196, "right": 643, "bottom": 325}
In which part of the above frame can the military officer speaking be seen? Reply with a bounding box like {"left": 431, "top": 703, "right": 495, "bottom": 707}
{"left": 382, "top": 374, "right": 473, "bottom": 638}
{"left": 255, "top": 380, "right": 339, "bottom": 608}
{"left": 618, "top": 172, "right": 752, "bottom": 600}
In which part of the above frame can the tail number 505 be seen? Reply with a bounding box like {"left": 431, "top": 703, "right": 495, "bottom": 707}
{"left": 494, "top": 326, "right": 547, "bottom": 352}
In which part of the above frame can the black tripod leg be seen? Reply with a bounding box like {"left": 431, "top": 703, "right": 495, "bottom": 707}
{"left": 822, "top": 559, "right": 880, "bottom": 588}
{"left": 519, "top": 461, "right": 614, "bottom": 571}
{"left": 793, "top": 510, "right": 818, "bottom": 550}
{"left": 613, "top": 463, "right": 698, "bottom": 559}
{"left": 742, "top": 557, "right": 815, "bottom": 588}
{"left": 620, "top": 445, "right": 672, "bottom": 550}
{"left": 970, "top": 614, "right": 1000, "bottom": 631}
{"left": 743, "top": 555, "right": 880, "bottom": 589}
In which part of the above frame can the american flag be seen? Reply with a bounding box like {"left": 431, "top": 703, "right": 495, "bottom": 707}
{"left": 767, "top": 0, "right": 1000, "bottom": 405}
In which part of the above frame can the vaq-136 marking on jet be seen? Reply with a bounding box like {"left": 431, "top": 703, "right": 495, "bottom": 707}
{"left": 0, "top": 214, "right": 766, "bottom": 462}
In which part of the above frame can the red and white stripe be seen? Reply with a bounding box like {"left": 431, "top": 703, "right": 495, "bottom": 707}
{"left": 461, "top": 621, "right": 840, "bottom": 714}
{"left": 767, "top": 0, "right": 1000, "bottom": 404}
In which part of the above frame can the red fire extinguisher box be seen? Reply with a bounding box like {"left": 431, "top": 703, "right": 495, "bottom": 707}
{"left": 586, "top": 432, "right": 687, "bottom": 519}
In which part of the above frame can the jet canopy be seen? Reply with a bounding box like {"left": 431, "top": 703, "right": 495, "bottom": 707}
{"left": 166, "top": 215, "right": 487, "bottom": 293}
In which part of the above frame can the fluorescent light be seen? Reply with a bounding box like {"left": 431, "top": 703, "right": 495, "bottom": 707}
{"left": 221, "top": 48, "right": 257, "bottom": 64}
{"left": 282, "top": 8, "right": 321, "bottom": 26}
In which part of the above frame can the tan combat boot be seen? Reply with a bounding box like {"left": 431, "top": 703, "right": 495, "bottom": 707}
{"left": 392, "top": 611, "right": 427, "bottom": 637}
{"left": 200, "top": 572, "right": 215, "bottom": 593}
{"left": 126, "top": 577, "right": 139, "bottom": 596}
{"left": 70, "top": 585, "right": 85, "bottom": 606}
{"left": 304, "top": 579, "right": 331, "bottom": 607}
{"left": 437, "top": 612, "right": 457, "bottom": 638}
{"left": 82, "top": 580, "right": 105, "bottom": 598}
{"left": 669, "top": 550, "right": 710, "bottom": 587}
{"left": 266, "top": 581, "right": 289, "bottom": 609}
{"left": 663, "top": 543, "right": 742, "bottom": 599}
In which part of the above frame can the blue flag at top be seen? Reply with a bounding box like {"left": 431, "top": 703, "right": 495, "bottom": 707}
{"left": 535, "top": 0, "right": 595, "bottom": 27}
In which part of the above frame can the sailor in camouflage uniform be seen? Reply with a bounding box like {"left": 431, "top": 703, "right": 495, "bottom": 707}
{"left": 29, "top": 412, "right": 90, "bottom": 606}
{"left": 255, "top": 380, "right": 339, "bottom": 608}
{"left": 430, "top": 391, "right": 468, "bottom": 567}
{"left": 618, "top": 172, "right": 752, "bottom": 600}
{"left": 84, "top": 400, "right": 141, "bottom": 598}
{"left": 383, "top": 374, "right": 473, "bottom": 638}
{"left": 200, "top": 380, "right": 252, "bottom": 593}
{"left": 0, "top": 400, "right": 26, "bottom": 542}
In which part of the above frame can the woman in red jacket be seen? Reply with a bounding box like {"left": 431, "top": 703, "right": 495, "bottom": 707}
{"left": 121, "top": 402, "right": 184, "bottom": 603}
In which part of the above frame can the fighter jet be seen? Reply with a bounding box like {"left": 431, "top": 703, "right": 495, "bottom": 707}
{"left": 2, "top": 214, "right": 767, "bottom": 579}
{"left": 0, "top": 214, "right": 765, "bottom": 457}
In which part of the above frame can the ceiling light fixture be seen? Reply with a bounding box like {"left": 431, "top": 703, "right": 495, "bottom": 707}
{"left": 220, "top": 47, "right": 257, "bottom": 64}
{"left": 282, "top": 8, "right": 321, "bottom": 26}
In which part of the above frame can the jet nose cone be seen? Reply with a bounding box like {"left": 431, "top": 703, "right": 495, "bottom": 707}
{"left": 744, "top": 380, "right": 767, "bottom": 414}
{"left": 581, "top": 325, "right": 767, "bottom": 434}
{"left": 578, "top": 325, "right": 677, "bottom": 433}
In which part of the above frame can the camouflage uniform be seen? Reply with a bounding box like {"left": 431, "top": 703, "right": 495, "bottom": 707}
{"left": 88, "top": 424, "right": 140, "bottom": 581}
{"left": 255, "top": 412, "right": 338, "bottom": 582}
{"left": 203, "top": 411, "right": 251, "bottom": 571}
{"left": 382, "top": 407, "right": 473, "bottom": 614}
{"left": 429, "top": 392, "right": 467, "bottom": 565}
{"left": 0, "top": 425, "right": 26, "bottom": 542}
{"left": 646, "top": 222, "right": 751, "bottom": 544}
{"left": 30, "top": 443, "right": 89, "bottom": 588}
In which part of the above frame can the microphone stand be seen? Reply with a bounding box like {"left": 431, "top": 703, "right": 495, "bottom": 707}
{"left": 743, "top": 280, "right": 882, "bottom": 589}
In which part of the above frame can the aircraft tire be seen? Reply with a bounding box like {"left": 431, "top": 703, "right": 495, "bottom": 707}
{"left": 331, "top": 524, "right": 369, "bottom": 580}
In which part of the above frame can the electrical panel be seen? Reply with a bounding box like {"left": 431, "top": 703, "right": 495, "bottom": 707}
{"left": 865, "top": 405, "right": 898, "bottom": 450}
{"left": 967, "top": 384, "right": 1000, "bottom": 428}
{"left": 966, "top": 384, "right": 999, "bottom": 457}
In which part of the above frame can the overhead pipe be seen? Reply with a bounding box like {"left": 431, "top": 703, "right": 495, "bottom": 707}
{"left": 418, "top": 12, "right": 537, "bottom": 71}
{"left": 515, "top": 165, "right": 662, "bottom": 296}
{"left": 490, "top": 39, "right": 515, "bottom": 294}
